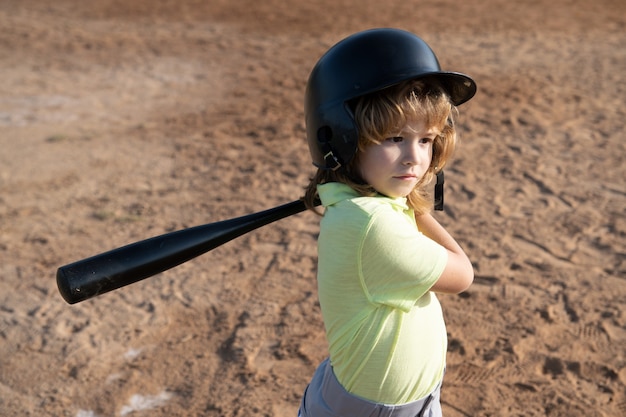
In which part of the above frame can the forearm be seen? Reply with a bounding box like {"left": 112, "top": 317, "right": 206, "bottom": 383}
{"left": 414, "top": 213, "right": 466, "bottom": 256}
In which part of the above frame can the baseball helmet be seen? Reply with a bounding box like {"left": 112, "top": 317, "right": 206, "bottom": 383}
{"left": 305, "top": 28, "right": 477, "bottom": 170}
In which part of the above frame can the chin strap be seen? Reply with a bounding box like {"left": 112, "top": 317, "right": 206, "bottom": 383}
{"left": 434, "top": 170, "right": 444, "bottom": 211}
{"left": 315, "top": 127, "right": 343, "bottom": 171}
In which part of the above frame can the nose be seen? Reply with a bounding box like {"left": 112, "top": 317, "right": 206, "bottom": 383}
{"left": 402, "top": 140, "right": 423, "bottom": 166}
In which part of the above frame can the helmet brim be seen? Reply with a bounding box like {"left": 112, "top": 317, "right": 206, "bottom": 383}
{"left": 423, "top": 71, "right": 477, "bottom": 106}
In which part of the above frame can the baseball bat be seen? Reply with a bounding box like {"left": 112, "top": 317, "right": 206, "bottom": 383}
{"left": 57, "top": 199, "right": 308, "bottom": 304}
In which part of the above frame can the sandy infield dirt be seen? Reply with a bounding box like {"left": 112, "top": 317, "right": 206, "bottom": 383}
{"left": 1, "top": 0, "right": 625, "bottom": 416}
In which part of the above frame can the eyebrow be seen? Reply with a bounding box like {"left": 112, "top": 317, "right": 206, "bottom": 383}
{"left": 395, "top": 127, "right": 441, "bottom": 137}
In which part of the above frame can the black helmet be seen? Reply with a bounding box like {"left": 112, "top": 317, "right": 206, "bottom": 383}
{"left": 305, "top": 28, "right": 477, "bottom": 170}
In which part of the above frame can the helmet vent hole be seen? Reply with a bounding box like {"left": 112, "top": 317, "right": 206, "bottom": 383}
{"left": 317, "top": 126, "right": 333, "bottom": 143}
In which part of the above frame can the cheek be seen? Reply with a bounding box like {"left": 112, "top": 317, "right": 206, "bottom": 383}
{"left": 357, "top": 149, "right": 385, "bottom": 182}
{"left": 357, "top": 152, "right": 376, "bottom": 181}
{"left": 422, "top": 144, "right": 434, "bottom": 162}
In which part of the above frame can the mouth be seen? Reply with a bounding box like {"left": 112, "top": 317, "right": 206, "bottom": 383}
{"left": 393, "top": 175, "right": 417, "bottom": 180}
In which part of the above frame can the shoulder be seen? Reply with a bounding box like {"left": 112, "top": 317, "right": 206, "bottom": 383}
{"left": 324, "top": 194, "right": 406, "bottom": 226}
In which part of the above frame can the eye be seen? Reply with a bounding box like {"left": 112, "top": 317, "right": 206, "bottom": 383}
{"left": 419, "top": 136, "right": 434, "bottom": 144}
{"left": 386, "top": 136, "right": 404, "bottom": 143}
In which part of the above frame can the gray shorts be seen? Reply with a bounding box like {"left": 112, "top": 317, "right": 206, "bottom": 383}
{"left": 298, "top": 358, "right": 442, "bottom": 417}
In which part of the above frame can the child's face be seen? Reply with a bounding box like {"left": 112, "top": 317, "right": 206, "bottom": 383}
{"left": 358, "top": 119, "right": 438, "bottom": 199}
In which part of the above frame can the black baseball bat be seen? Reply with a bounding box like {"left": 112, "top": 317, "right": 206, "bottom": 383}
{"left": 57, "top": 199, "right": 308, "bottom": 304}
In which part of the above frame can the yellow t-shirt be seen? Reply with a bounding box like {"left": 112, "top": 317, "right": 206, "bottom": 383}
{"left": 317, "top": 183, "right": 449, "bottom": 404}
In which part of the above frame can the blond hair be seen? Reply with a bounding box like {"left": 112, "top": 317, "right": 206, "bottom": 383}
{"left": 304, "top": 78, "right": 458, "bottom": 215}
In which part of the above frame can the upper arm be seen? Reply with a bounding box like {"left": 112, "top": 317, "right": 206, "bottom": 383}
{"left": 359, "top": 208, "right": 449, "bottom": 309}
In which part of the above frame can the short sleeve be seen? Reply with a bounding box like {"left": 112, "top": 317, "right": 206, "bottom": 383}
{"left": 358, "top": 207, "right": 448, "bottom": 312}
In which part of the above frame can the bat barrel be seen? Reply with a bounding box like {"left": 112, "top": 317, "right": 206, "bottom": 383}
{"left": 57, "top": 199, "right": 307, "bottom": 304}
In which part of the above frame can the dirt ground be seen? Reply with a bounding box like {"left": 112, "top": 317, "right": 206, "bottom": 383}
{"left": 1, "top": 0, "right": 625, "bottom": 416}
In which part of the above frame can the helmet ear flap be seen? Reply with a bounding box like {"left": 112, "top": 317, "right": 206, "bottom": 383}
{"left": 308, "top": 100, "right": 360, "bottom": 170}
